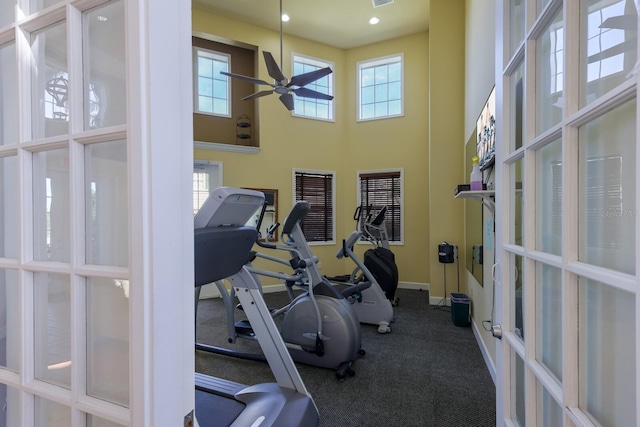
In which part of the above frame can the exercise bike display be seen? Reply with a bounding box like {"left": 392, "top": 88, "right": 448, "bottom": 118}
{"left": 193, "top": 187, "right": 319, "bottom": 427}
{"left": 196, "top": 200, "right": 365, "bottom": 380}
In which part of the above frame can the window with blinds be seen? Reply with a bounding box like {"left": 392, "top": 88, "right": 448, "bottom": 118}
{"left": 358, "top": 170, "right": 402, "bottom": 242}
{"left": 294, "top": 170, "right": 335, "bottom": 242}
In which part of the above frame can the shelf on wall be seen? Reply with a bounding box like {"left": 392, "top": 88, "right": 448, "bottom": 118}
{"left": 454, "top": 190, "right": 495, "bottom": 213}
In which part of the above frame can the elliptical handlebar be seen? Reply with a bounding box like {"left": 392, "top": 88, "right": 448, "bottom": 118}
{"left": 282, "top": 201, "right": 310, "bottom": 235}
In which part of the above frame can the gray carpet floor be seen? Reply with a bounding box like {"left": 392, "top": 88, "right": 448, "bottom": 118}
{"left": 195, "top": 287, "right": 496, "bottom": 426}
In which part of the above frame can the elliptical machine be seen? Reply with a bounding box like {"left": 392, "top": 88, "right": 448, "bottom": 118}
{"left": 197, "top": 200, "right": 365, "bottom": 380}
{"left": 354, "top": 205, "right": 400, "bottom": 306}
{"left": 335, "top": 228, "right": 394, "bottom": 333}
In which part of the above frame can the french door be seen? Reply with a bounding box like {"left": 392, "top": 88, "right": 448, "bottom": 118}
{"left": 0, "top": 0, "right": 194, "bottom": 425}
{"left": 495, "top": 0, "right": 638, "bottom": 426}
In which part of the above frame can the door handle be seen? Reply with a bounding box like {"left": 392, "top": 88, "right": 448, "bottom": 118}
{"left": 492, "top": 323, "right": 502, "bottom": 339}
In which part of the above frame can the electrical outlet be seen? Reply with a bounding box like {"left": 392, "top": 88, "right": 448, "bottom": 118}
{"left": 317, "top": 262, "right": 322, "bottom": 270}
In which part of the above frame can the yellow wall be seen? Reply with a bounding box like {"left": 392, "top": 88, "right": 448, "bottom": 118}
{"left": 192, "top": 7, "right": 464, "bottom": 294}
{"left": 464, "top": 0, "right": 497, "bottom": 366}
{"left": 428, "top": 1, "right": 466, "bottom": 299}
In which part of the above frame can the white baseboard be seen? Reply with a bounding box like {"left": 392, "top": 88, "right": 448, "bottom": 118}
{"left": 472, "top": 320, "right": 496, "bottom": 385}
{"left": 429, "top": 296, "right": 450, "bottom": 306}
{"left": 398, "top": 281, "right": 429, "bottom": 291}
{"left": 201, "top": 281, "right": 429, "bottom": 299}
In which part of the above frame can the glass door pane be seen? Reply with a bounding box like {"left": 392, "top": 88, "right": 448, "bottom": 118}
{"left": 510, "top": 158, "right": 524, "bottom": 246}
{"left": 510, "top": 0, "right": 525, "bottom": 56}
{"left": 0, "top": 268, "right": 19, "bottom": 372}
{"left": 85, "top": 140, "right": 128, "bottom": 267}
{"left": 509, "top": 62, "right": 524, "bottom": 152}
{"left": 29, "top": 0, "right": 64, "bottom": 15}
{"left": 578, "top": 278, "right": 635, "bottom": 426}
{"left": 535, "top": 139, "right": 562, "bottom": 255}
{"left": 87, "top": 277, "right": 129, "bottom": 407}
{"left": 511, "top": 348, "right": 526, "bottom": 426}
{"left": 31, "top": 21, "right": 68, "bottom": 139}
{"left": 537, "top": 379, "right": 563, "bottom": 426}
{"left": 83, "top": 0, "right": 126, "bottom": 130}
{"left": 535, "top": 263, "right": 562, "bottom": 382}
{"left": 580, "top": 0, "right": 637, "bottom": 108}
{"left": 0, "top": 383, "right": 20, "bottom": 426}
{"left": 0, "top": 0, "right": 16, "bottom": 28}
{"left": 33, "top": 148, "right": 70, "bottom": 263}
{"left": 513, "top": 254, "right": 525, "bottom": 340}
{"left": 0, "top": 155, "right": 19, "bottom": 258}
{"left": 34, "top": 272, "right": 71, "bottom": 388}
{"left": 578, "top": 100, "right": 636, "bottom": 275}
{"left": 0, "top": 41, "right": 18, "bottom": 146}
{"left": 536, "top": 8, "right": 564, "bottom": 135}
{"left": 87, "top": 415, "right": 126, "bottom": 427}
{"left": 34, "top": 396, "right": 71, "bottom": 427}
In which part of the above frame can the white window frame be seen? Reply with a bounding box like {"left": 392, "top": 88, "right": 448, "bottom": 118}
{"left": 357, "top": 53, "right": 404, "bottom": 122}
{"left": 292, "top": 168, "right": 336, "bottom": 245}
{"left": 356, "top": 168, "right": 404, "bottom": 245}
{"left": 193, "top": 160, "right": 222, "bottom": 215}
{"left": 291, "top": 53, "right": 334, "bottom": 121}
{"left": 193, "top": 47, "right": 231, "bottom": 118}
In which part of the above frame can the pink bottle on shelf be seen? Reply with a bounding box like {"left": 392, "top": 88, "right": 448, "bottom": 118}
{"left": 470, "top": 156, "right": 483, "bottom": 191}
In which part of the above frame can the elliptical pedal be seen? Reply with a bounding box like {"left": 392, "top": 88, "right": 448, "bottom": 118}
{"left": 234, "top": 320, "right": 255, "bottom": 338}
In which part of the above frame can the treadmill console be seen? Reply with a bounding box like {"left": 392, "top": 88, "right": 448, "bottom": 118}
{"left": 195, "top": 187, "right": 265, "bottom": 229}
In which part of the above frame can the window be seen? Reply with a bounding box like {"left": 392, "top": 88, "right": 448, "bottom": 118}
{"left": 193, "top": 161, "right": 222, "bottom": 215}
{"left": 357, "top": 170, "right": 403, "bottom": 243}
{"left": 357, "top": 54, "right": 403, "bottom": 121}
{"left": 293, "top": 170, "right": 335, "bottom": 243}
{"left": 193, "top": 47, "right": 231, "bottom": 117}
{"left": 292, "top": 53, "right": 334, "bottom": 121}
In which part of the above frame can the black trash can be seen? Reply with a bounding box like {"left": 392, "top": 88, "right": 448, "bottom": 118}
{"left": 450, "top": 293, "right": 471, "bottom": 327}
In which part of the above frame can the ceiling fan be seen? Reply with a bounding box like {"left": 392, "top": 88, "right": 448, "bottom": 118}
{"left": 220, "top": 0, "right": 334, "bottom": 111}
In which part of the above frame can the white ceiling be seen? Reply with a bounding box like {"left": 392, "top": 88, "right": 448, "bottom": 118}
{"left": 192, "top": 0, "right": 430, "bottom": 50}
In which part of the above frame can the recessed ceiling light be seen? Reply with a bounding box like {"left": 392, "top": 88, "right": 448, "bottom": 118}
{"left": 369, "top": 17, "right": 380, "bottom": 25}
{"left": 281, "top": 14, "right": 290, "bottom": 22}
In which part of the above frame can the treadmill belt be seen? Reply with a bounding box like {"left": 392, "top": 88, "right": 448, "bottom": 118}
{"left": 195, "top": 389, "right": 245, "bottom": 427}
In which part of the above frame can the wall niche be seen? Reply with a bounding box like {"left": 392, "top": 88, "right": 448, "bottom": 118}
{"left": 192, "top": 35, "right": 260, "bottom": 147}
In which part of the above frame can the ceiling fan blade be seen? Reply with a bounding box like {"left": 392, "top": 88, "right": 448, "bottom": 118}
{"left": 220, "top": 71, "right": 272, "bottom": 87}
{"left": 279, "top": 93, "right": 295, "bottom": 111}
{"left": 242, "top": 90, "right": 274, "bottom": 101}
{"left": 292, "top": 87, "right": 334, "bottom": 100}
{"left": 263, "top": 51, "right": 287, "bottom": 83}
{"left": 287, "top": 67, "right": 333, "bottom": 88}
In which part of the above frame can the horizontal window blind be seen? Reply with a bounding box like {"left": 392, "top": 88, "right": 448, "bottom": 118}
{"left": 359, "top": 171, "right": 401, "bottom": 241}
{"left": 295, "top": 171, "right": 334, "bottom": 242}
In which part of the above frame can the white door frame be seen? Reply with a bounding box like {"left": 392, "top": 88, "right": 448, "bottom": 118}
{"left": 127, "top": 1, "right": 194, "bottom": 425}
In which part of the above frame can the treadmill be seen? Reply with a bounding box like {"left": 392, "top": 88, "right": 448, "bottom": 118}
{"left": 193, "top": 187, "right": 319, "bottom": 427}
